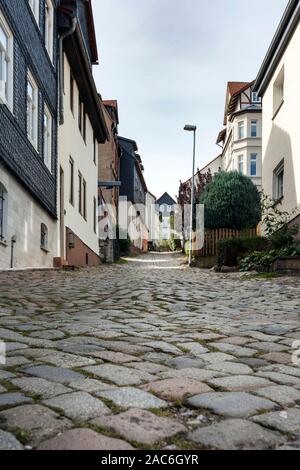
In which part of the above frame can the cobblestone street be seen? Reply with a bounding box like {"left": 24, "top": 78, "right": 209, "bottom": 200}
{"left": 0, "top": 252, "right": 300, "bottom": 450}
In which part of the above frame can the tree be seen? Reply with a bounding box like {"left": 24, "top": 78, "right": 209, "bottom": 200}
{"left": 200, "top": 171, "right": 261, "bottom": 230}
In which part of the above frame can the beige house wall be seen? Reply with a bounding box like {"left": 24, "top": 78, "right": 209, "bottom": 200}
{"left": 261, "top": 21, "right": 300, "bottom": 218}
{"left": 58, "top": 55, "right": 99, "bottom": 260}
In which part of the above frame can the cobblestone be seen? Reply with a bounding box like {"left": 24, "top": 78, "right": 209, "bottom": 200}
{"left": 0, "top": 252, "right": 300, "bottom": 450}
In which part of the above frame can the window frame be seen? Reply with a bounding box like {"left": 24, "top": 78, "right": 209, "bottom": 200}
{"left": 45, "top": 0, "right": 54, "bottom": 62}
{"left": 93, "top": 134, "right": 97, "bottom": 164}
{"left": 0, "top": 182, "right": 8, "bottom": 243}
{"left": 0, "top": 11, "right": 14, "bottom": 112}
{"left": 28, "top": 0, "right": 40, "bottom": 25}
{"left": 78, "top": 171, "right": 82, "bottom": 215}
{"left": 43, "top": 104, "right": 52, "bottom": 172}
{"left": 250, "top": 153, "right": 257, "bottom": 177}
{"left": 250, "top": 120, "right": 258, "bottom": 138}
{"left": 273, "top": 160, "right": 284, "bottom": 201}
{"left": 70, "top": 72, "right": 74, "bottom": 115}
{"left": 93, "top": 196, "right": 97, "bottom": 234}
{"left": 273, "top": 66, "right": 285, "bottom": 117}
{"left": 40, "top": 223, "right": 49, "bottom": 251}
{"left": 83, "top": 179, "right": 87, "bottom": 220}
{"left": 251, "top": 92, "right": 261, "bottom": 103}
{"left": 238, "top": 155, "right": 244, "bottom": 174}
{"left": 69, "top": 156, "right": 74, "bottom": 206}
{"left": 27, "top": 71, "right": 39, "bottom": 151}
{"left": 237, "top": 121, "right": 245, "bottom": 140}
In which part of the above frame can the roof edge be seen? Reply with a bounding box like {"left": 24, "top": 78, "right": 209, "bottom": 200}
{"left": 254, "top": 0, "right": 300, "bottom": 95}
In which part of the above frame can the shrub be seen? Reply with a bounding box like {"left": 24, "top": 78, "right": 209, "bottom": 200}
{"left": 200, "top": 172, "right": 261, "bottom": 230}
{"left": 217, "top": 236, "right": 270, "bottom": 267}
{"left": 270, "top": 223, "right": 299, "bottom": 249}
{"left": 240, "top": 246, "right": 300, "bottom": 272}
{"left": 118, "top": 236, "right": 131, "bottom": 255}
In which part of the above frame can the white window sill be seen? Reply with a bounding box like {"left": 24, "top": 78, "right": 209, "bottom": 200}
{"left": 0, "top": 239, "right": 8, "bottom": 247}
{"left": 41, "top": 246, "right": 50, "bottom": 254}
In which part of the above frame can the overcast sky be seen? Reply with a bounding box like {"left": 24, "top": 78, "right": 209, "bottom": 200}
{"left": 93, "top": 0, "right": 288, "bottom": 200}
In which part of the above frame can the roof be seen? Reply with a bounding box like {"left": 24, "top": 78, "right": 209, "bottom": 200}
{"left": 255, "top": 0, "right": 300, "bottom": 96}
{"left": 118, "top": 136, "right": 138, "bottom": 152}
{"left": 157, "top": 193, "right": 176, "bottom": 206}
{"left": 86, "top": 0, "right": 98, "bottom": 64}
{"left": 223, "top": 81, "right": 254, "bottom": 125}
{"left": 216, "top": 129, "right": 226, "bottom": 145}
{"left": 60, "top": 0, "right": 98, "bottom": 64}
{"left": 102, "top": 99, "right": 119, "bottom": 125}
{"left": 147, "top": 190, "right": 157, "bottom": 200}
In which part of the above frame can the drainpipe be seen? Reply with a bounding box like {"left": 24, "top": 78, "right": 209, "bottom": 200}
{"left": 59, "top": 10, "right": 78, "bottom": 125}
{"left": 10, "top": 235, "right": 16, "bottom": 269}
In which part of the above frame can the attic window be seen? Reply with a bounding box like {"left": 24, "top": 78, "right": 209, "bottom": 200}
{"left": 251, "top": 92, "right": 261, "bottom": 103}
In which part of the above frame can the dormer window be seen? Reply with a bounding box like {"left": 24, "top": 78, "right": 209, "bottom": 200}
{"left": 252, "top": 92, "right": 261, "bottom": 103}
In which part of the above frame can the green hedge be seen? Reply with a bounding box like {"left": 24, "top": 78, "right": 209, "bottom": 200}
{"left": 217, "top": 237, "right": 270, "bottom": 267}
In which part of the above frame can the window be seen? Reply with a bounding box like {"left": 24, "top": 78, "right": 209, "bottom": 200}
{"left": 43, "top": 105, "right": 52, "bottom": 172}
{"left": 78, "top": 172, "right": 82, "bottom": 214}
{"left": 238, "top": 155, "right": 244, "bottom": 174}
{"left": 251, "top": 120, "right": 258, "bottom": 138}
{"left": 250, "top": 153, "right": 257, "bottom": 176}
{"left": 0, "top": 183, "right": 8, "bottom": 243}
{"left": 28, "top": 0, "right": 39, "bottom": 24}
{"left": 78, "top": 96, "right": 83, "bottom": 132}
{"left": 273, "top": 160, "right": 284, "bottom": 200}
{"left": 273, "top": 67, "right": 284, "bottom": 115}
{"left": 93, "top": 135, "right": 97, "bottom": 164}
{"left": 45, "top": 0, "right": 54, "bottom": 61}
{"left": 41, "top": 223, "right": 48, "bottom": 251}
{"left": 69, "top": 157, "right": 74, "bottom": 205}
{"left": 238, "top": 121, "right": 245, "bottom": 140}
{"left": 70, "top": 73, "right": 74, "bottom": 114}
{"left": 83, "top": 110, "right": 86, "bottom": 143}
{"left": 251, "top": 92, "right": 261, "bottom": 103}
{"left": 93, "top": 197, "right": 97, "bottom": 233}
{"left": 27, "top": 73, "right": 38, "bottom": 149}
{"left": 78, "top": 96, "right": 87, "bottom": 141}
{"left": 83, "top": 179, "right": 87, "bottom": 220}
{"left": 78, "top": 172, "right": 87, "bottom": 219}
{"left": 0, "top": 12, "right": 13, "bottom": 110}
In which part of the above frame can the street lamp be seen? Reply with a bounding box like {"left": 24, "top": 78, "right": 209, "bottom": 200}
{"left": 184, "top": 125, "right": 197, "bottom": 267}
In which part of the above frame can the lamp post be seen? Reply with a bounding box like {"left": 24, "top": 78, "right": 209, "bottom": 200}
{"left": 184, "top": 125, "right": 197, "bottom": 267}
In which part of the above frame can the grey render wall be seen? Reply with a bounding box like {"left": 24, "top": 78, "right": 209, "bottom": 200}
{"left": 0, "top": 0, "right": 59, "bottom": 218}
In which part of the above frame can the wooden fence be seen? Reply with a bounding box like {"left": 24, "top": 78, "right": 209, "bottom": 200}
{"left": 197, "top": 228, "right": 257, "bottom": 257}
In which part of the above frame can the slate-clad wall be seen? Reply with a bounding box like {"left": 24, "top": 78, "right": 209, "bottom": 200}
{"left": 0, "top": 0, "right": 59, "bottom": 217}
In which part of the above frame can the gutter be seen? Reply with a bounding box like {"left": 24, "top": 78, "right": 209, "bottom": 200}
{"left": 254, "top": 0, "right": 300, "bottom": 96}
{"left": 58, "top": 6, "right": 78, "bottom": 125}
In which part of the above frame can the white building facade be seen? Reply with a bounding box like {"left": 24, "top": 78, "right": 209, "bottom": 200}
{"left": 255, "top": 0, "right": 300, "bottom": 232}
{"left": 217, "top": 82, "right": 263, "bottom": 191}
{"left": 57, "top": 2, "right": 108, "bottom": 267}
